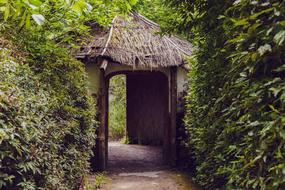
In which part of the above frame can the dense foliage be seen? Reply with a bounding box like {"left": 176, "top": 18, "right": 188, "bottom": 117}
{"left": 164, "top": 0, "right": 285, "bottom": 189}
{"left": 109, "top": 75, "right": 126, "bottom": 141}
{"left": 134, "top": 0, "right": 175, "bottom": 30}
{"left": 2, "top": 0, "right": 285, "bottom": 189}
{"left": 0, "top": 0, "right": 136, "bottom": 189}
{"left": 0, "top": 39, "right": 96, "bottom": 189}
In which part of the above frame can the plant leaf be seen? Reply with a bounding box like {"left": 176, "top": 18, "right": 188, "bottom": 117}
{"left": 31, "top": 14, "right": 45, "bottom": 25}
{"left": 274, "top": 30, "right": 285, "bottom": 46}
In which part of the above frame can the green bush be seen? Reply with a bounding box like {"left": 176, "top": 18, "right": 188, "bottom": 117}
{"left": 0, "top": 39, "right": 97, "bottom": 189}
{"left": 0, "top": 1, "right": 137, "bottom": 189}
{"left": 164, "top": 0, "right": 285, "bottom": 189}
{"left": 109, "top": 75, "right": 126, "bottom": 141}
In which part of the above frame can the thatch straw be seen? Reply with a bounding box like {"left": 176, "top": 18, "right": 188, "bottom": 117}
{"left": 76, "top": 12, "right": 193, "bottom": 68}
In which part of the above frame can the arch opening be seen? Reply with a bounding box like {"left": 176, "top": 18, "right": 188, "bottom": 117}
{"left": 106, "top": 70, "right": 169, "bottom": 171}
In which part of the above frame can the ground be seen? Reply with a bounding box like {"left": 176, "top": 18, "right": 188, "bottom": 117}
{"left": 83, "top": 142, "right": 200, "bottom": 190}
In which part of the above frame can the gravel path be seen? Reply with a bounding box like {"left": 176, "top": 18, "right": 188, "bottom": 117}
{"left": 99, "top": 142, "right": 200, "bottom": 190}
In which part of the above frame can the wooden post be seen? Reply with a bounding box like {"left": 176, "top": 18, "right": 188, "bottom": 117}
{"left": 104, "top": 79, "right": 109, "bottom": 167}
{"left": 96, "top": 60, "right": 109, "bottom": 171}
{"left": 170, "top": 66, "right": 177, "bottom": 165}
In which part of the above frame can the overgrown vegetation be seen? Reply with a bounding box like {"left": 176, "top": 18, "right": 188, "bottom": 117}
{"left": 134, "top": 0, "right": 175, "bottom": 30}
{"left": 1, "top": 0, "right": 285, "bottom": 189}
{"left": 109, "top": 75, "right": 126, "bottom": 141}
{"left": 0, "top": 39, "right": 96, "bottom": 189}
{"left": 164, "top": 0, "right": 285, "bottom": 189}
{"left": 0, "top": 0, "right": 136, "bottom": 189}
{"left": 82, "top": 172, "right": 107, "bottom": 190}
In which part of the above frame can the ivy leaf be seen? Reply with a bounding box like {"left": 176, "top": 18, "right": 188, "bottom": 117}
{"left": 128, "top": 0, "right": 137, "bottom": 5}
{"left": 3, "top": 5, "right": 9, "bottom": 21}
{"left": 26, "top": 14, "right": 31, "bottom": 29}
{"left": 31, "top": 14, "right": 45, "bottom": 25}
{"left": 85, "top": 2, "right": 93, "bottom": 12}
{"left": 273, "top": 30, "right": 285, "bottom": 46}
{"left": 71, "top": 0, "right": 85, "bottom": 15}
{"left": 279, "top": 130, "right": 285, "bottom": 140}
{"left": 28, "top": 3, "right": 37, "bottom": 9}
{"left": 29, "top": 0, "right": 42, "bottom": 7}
{"left": 269, "top": 87, "right": 281, "bottom": 97}
{"left": 233, "top": 0, "right": 241, "bottom": 5}
{"left": 257, "top": 44, "right": 272, "bottom": 56}
{"left": 19, "top": 11, "right": 27, "bottom": 27}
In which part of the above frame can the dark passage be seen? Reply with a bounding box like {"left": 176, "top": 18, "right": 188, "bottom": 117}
{"left": 126, "top": 72, "right": 169, "bottom": 145}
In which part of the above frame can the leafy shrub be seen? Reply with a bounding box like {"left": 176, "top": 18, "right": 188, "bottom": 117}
{"left": 0, "top": 1, "right": 138, "bottom": 189}
{"left": 134, "top": 0, "right": 178, "bottom": 31}
{"left": 0, "top": 39, "right": 96, "bottom": 189}
{"left": 164, "top": 0, "right": 285, "bottom": 189}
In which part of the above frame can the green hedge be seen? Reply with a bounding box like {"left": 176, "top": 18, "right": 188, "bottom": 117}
{"left": 164, "top": 0, "right": 285, "bottom": 189}
{"left": 0, "top": 39, "right": 97, "bottom": 189}
{"left": 0, "top": 1, "right": 139, "bottom": 189}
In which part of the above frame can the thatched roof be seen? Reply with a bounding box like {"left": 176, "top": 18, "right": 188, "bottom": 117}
{"left": 76, "top": 12, "right": 193, "bottom": 68}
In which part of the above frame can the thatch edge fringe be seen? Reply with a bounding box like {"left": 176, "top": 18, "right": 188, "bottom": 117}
{"left": 76, "top": 13, "right": 193, "bottom": 69}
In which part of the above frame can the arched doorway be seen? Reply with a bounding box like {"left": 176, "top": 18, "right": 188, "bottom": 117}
{"left": 105, "top": 71, "right": 169, "bottom": 167}
{"left": 90, "top": 62, "right": 178, "bottom": 171}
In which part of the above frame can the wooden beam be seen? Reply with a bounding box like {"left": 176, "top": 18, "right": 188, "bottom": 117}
{"left": 100, "top": 59, "right": 108, "bottom": 71}
{"left": 104, "top": 79, "right": 109, "bottom": 168}
{"left": 96, "top": 68, "right": 107, "bottom": 170}
{"left": 101, "top": 17, "right": 117, "bottom": 56}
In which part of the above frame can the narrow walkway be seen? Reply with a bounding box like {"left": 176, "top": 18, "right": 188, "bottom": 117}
{"left": 99, "top": 142, "right": 200, "bottom": 190}
{"left": 107, "top": 141, "right": 165, "bottom": 172}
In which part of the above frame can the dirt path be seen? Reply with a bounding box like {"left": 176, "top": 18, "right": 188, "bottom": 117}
{"left": 85, "top": 142, "right": 200, "bottom": 190}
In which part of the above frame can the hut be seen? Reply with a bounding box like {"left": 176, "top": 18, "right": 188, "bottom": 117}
{"left": 75, "top": 12, "right": 193, "bottom": 170}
